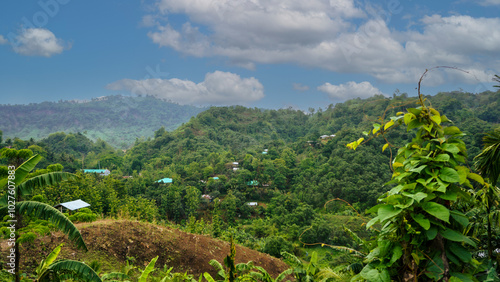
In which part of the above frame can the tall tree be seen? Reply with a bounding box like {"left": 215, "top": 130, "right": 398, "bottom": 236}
{"left": 474, "top": 127, "right": 500, "bottom": 259}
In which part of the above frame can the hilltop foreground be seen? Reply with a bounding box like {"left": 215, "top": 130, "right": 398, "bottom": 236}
{"left": 2, "top": 220, "right": 289, "bottom": 279}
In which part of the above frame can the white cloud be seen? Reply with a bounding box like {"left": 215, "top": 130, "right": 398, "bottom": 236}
{"left": 106, "top": 71, "right": 264, "bottom": 106}
{"left": 0, "top": 35, "right": 7, "bottom": 45}
{"left": 293, "top": 83, "right": 309, "bottom": 91}
{"left": 478, "top": 0, "right": 500, "bottom": 6}
{"left": 147, "top": 1, "right": 500, "bottom": 85}
{"left": 318, "top": 81, "right": 382, "bottom": 100}
{"left": 12, "top": 28, "right": 70, "bottom": 57}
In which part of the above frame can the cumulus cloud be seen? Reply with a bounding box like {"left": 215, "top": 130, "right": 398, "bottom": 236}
{"left": 0, "top": 35, "right": 7, "bottom": 45}
{"left": 106, "top": 71, "right": 264, "bottom": 106}
{"left": 293, "top": 83, "right": 309, "bottom": 91}
{"left": 12, "top": 28, "right": 70, "bottom": 57}
{"left": 318, "top": 81, "right": 383, "bottom": 100}
{"left": 146, "top": 0, "right": 500, "bottom": 85}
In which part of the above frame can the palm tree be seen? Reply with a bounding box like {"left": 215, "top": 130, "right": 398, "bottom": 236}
{"left": 35, "top": 243, "right": 101, "bottom": 281}
{"left": 475, "top": 128, "right": 500, "bottom": 187}
{"left": 0, "top": 154, "right": 86, "bottom": 282}
{"left": 474, "top": 127, "right": 500, "bottom": 259}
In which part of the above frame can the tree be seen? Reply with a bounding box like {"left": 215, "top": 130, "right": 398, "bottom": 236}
{"left": 185, "top": 186, "right": 201, "bottom": 218}
{"left": 475, "top": 128, "right": 500, "bottom": 187}
{"left": 0, "top": 154, "right": 85, "bottom": 282}
{"left": 211, "top": 198, "right": 222, "bottom": 238}
{"left": 474, "top": 127, "right": 500, "bottom": 259}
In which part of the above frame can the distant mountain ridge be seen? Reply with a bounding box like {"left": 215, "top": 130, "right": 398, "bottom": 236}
{"left": 0, "top": 95, "right": 206, "bottom": 148}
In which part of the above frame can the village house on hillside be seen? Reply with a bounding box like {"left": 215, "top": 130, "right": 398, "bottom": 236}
{"left": 156, "top": 177, "right": 173, "bottom": 184}
{"left": 83, "top": 169, "right": 110, "bottom": 176}
{"left": 54, "top": 199, "right": 90, "bottom": 213}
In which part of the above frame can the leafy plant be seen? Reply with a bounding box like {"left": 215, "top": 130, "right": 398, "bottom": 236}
{"left": 347, "top": 68, "right": 488, "bottom": 281}
{"left": 138, "top": 256, "right": 159, "bottom": 282}
{"left": 0, "top": 153, "right": 84, "bottom": 282}
{"left": 35, "top": 243, "right": 101, "bottom": 282}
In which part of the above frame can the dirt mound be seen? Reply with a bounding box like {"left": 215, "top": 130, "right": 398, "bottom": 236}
{"left": 11, "top": 220, "right": 290, "bottom": 278}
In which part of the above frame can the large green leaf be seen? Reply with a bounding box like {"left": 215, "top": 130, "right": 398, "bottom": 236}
{"left": 138, "top": 256, "right": 158, "bottom": 282}
{"left": 0, "top": 154, "right": 43, "bottom": 190}
{"left": 441, "top": 144, "right": 460, "bottom": 154}
{"left": 448, "top": 242, "right": 471, "bottom": 263}
{"left": 17, "top": 171, "right": 75, "bottom": 197}
{"left": 439, "top": 167, "right": 460, "bottom": 183}
{"left": 378, "top": 205, "right": 402, "bottom": 222}
{"left": 450, "top": 210, "right": 469, "bottom": 227}
{"left": 440, "top": 229, "right": 476, "bottom": 247}
{"left": 40, "top": 259, "right": 102, "bottom": 282}
{"left": 0, "top": 201, "right": 87, "bottom": 250}
{"left": 411, "top": 213, "right": 430, "bottom": 230}
{"left": 36, "top": 243, "right": 64, "bottom": 277}
{"left": 421, "top": 202, "right": 450, "bottom": 223}
{"left": 444, "top": 126, "right": 462, "bottom": 135}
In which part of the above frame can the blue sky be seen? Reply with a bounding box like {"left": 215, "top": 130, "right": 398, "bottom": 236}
{"left": 0, "top": 0, "right": 499, "bottom": 110}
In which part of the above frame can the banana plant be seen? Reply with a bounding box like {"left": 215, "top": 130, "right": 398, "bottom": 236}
{"left": 138, "top": 256, "right": 159, "bottom": 282}
{"left": 281, "top": 251, "right": 320, "bottom": 282}
{"left": 35, "top": 243, "right": 101, "bottom": 282}
{"left": 0, "top": 153, "right": 83, "bottom": 282}
{"left": 248, "top": 266, "right": 292, "bottom": 282}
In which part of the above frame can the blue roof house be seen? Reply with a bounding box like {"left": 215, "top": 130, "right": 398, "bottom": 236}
{"left": 156, "top": 178, "right": 173, "bottom": 184}
{"left": 83, "top": 169, "right": 110, "bottom": 176}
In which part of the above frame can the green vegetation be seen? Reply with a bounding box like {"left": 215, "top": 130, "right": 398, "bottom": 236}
{"left": 0, "top": 95, "right": 205, "bottom": 148}
{"left": 0, "top": 88, "right": 499, "bottom": 281}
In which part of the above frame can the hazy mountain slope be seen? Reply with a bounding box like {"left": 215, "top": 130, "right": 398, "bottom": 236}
{"left": 0, "top": 95, "right": 206, "bottom": 148}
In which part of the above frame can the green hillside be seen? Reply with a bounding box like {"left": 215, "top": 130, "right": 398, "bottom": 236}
{"left": 0, "top": 95, "right": 206, "bottom": 148}
{"left": 1, "top": 90, "right": 499, "bottom": 280}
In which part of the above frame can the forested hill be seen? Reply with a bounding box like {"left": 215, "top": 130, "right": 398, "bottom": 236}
{"left": 0, "top": 95, "right": 206, "bottom": 148}
{"left": 119, "top": 90, "right": 499, "bottom": 210}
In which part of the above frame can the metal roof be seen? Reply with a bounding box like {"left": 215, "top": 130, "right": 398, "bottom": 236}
{"left": 83, "top": 169, "right": 107, "bottom": 173}
{"left": 156, "top": 178, "right": 173, "bottom": 183}
{"left": 55, "top": 199, "right": 90, "bottom": 211}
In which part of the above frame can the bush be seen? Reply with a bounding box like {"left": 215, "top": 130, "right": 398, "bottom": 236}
{"left": 261, "top": 235, "right": 293, "bottom": 258}
{"left": 68, "top": 208, "right": 98, "bottom": 223}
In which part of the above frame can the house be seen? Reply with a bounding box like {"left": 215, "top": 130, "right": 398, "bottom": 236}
{"left": 83, "top": 169, "right": 110, "bottom": 176}
{"left": 201, "top": 194, "right": 212, "bottom": 201}
{"left": 54, "top": 199, "right": 90, "bottom": 213}
{"left": 247, "top": 180, "right": 259, "bottom": 186}
{"left": 247, "top": 202, "right": 258, "bottom": 207}
{"left": 320, "top": 135, "right": 330, "bottom": 139}
{"left": 212, "top": 177, "right": 219, "bottom": 180}
{"left": 156, "top": 178, "right": 173, "bottom": 184}
{"left": 262, "top": 149, "right": 268, "bottom": 154}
